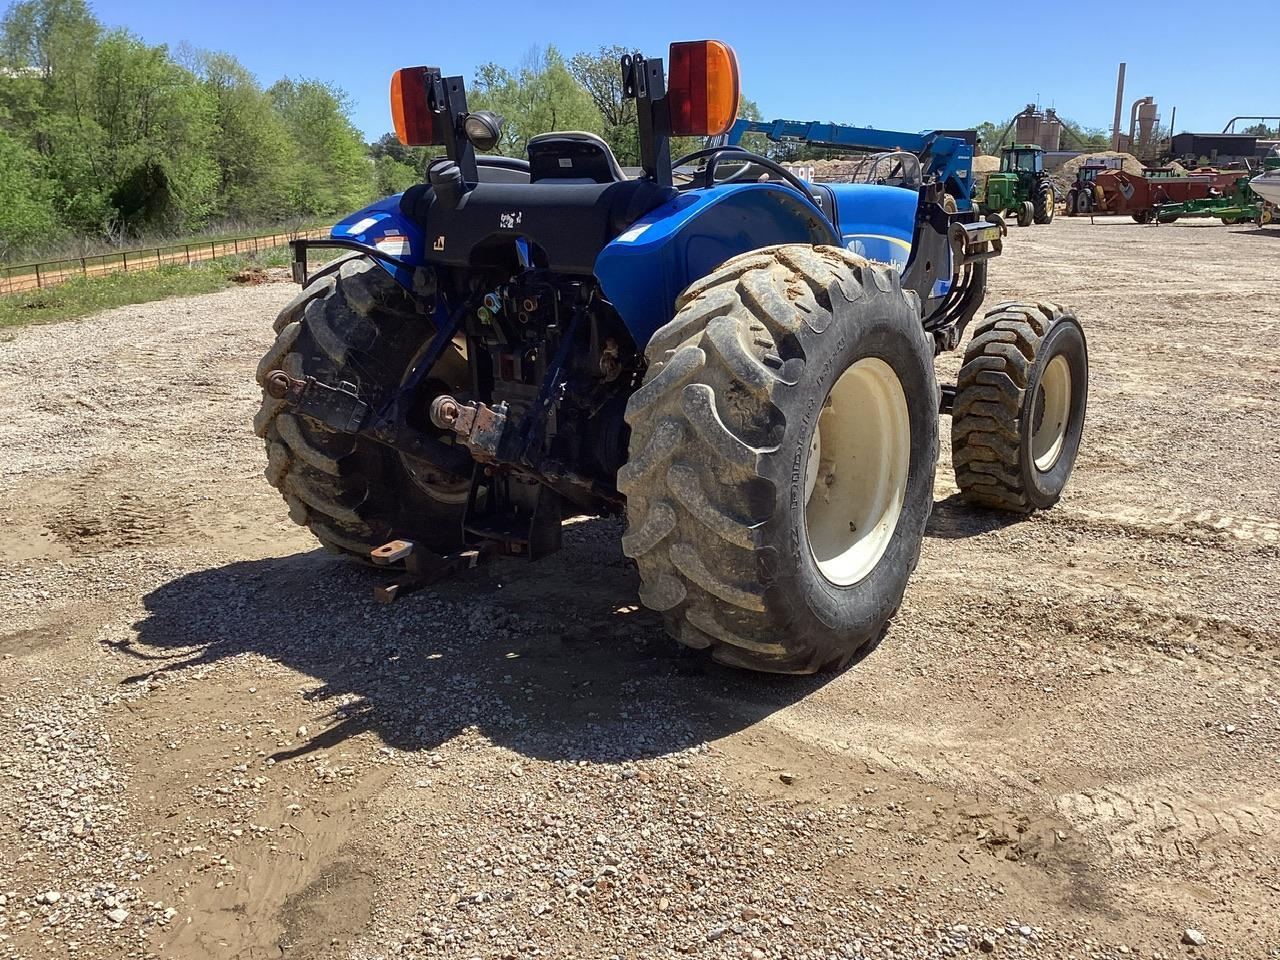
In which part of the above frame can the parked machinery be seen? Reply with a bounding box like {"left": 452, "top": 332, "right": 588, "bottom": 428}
{"left": 256, "top": 41, "right": 1089, "bottom": 674}
{"left": 1152, "top": 175, "right": 1269, "bottom": 225}
{"left": 1090, "top": 166, "right": 1245, "bottom": 223}
{"left": 1065, "top": 161, "right": 1116, "bottom": 216}
{"left": 982, "top": 144, "right": 1055, "bottom": 226}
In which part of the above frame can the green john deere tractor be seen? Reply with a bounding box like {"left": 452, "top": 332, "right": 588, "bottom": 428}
{"left": 982, "top": 144, "right": 1055, "bottom": 227}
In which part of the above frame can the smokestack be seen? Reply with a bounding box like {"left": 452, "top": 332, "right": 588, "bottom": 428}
{"left": 1111, "top": 62, "right": 1126, "bottom": 152}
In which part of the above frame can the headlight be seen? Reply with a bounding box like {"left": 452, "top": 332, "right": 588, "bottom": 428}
{"left": 463, "top": 111, "right": 503, "bottom": 151}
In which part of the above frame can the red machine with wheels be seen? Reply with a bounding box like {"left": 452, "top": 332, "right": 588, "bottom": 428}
{"left": 1093, "top": 167, "right": 1246, "bottom": 223}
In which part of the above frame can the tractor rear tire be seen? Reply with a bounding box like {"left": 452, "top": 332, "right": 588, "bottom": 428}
{"left": 1075, "top": 189, "right": 1093, "bottom": 215}
{"left": 254, "top": 256, "right": 470, "bottom": 558}
{"left": 951, "top": 301, "right": 1088, "bottom": 513}
{"left": 620, "top": 245, "right": 938, "bottom": 674}
{"left": 1033, "top": 185, "right": 1054, "bottom": 224}
{"left": 1017, "top": 202, "right": 1034, "bottom": 227}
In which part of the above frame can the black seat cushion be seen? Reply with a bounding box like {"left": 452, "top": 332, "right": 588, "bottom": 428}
{"left": 527, "top": 133, "right": 625, "bottom": 184}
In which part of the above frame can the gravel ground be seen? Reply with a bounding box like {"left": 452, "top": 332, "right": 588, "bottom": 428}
{"left": 1, "top": 217, "right": 1278, "bottom": 960}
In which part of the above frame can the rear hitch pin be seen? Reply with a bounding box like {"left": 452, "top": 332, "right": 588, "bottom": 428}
{"left": 369, "top": 538, "right": 498, "bottom": 603}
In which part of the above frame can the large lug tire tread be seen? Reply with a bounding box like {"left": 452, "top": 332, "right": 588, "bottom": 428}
{"left": 1033, "top": 182, "right": 1054, "bottom": 224}
{"left": 621, "top": 244, "right": 939, "bottom": 675}
{"left": 255, "top": 256, "right": 467, "bottom": 559}
{"left": 951, "top": 301, "right": 1087, "bottom": 513}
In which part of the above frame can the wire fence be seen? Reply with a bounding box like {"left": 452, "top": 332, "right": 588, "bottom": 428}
{"left": 2, "top": 227, "right": 330, "bottom": 295}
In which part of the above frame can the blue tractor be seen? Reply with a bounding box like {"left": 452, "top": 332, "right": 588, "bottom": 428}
{"left": 257, "top": 41, "right": 1088, "bottom": 674}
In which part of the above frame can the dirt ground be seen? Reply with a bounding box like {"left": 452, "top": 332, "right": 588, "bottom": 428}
{"left": 1, "top": 216, "right": 1278, "bottom": 960}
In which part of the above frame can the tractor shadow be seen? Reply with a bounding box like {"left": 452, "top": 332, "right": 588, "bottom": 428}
{"left": 126, "top": 517, "right": 845, "bottom": 765}
{"left": 1230, "top": 225, "right": 1280, "bottom": 239}
{"left": 925, "top": 493, "right": 1024, "bottom": 540}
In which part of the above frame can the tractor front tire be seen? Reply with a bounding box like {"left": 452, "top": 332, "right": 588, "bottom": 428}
{"left": 1017, "top": 202, "right": 1035, "bottom": 227}
{"left": 620, "top": 245, "right": 938, "bottom": 674}
{"left": 1065, "top": 190, "right": 1078, "bottom": 216}
{"left": 1033, "top": 184, "right": 1055, "bottom": 224}
{"left": 951, "top": 302, "right": 1088, "bottom": 513}
{"left": 254, "top": 256, "right": 470, "bottom": 558}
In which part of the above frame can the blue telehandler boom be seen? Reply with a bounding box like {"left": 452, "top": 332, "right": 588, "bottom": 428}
{"left": 723, "top": 117, "right": 978, "bottom": 213}
{"left": 257, "top": 41, "right": 1089, "bottom": 674}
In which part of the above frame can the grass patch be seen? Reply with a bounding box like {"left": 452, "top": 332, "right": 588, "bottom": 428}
{"left": 0, "top": 245, "right": 313, "bottom": 332}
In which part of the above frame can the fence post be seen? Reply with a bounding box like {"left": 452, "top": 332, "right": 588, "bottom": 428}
{"left": 35, "top": 264, "right": 42, "bottom": 288}
{"left": 185, "top": 244, "right": 191, "bottom": 266}
{"left": 234, "top": 239, "right": 239, "bottom": 255}
{"left": 156, "top": 248, "right": 162, "bottom": 267}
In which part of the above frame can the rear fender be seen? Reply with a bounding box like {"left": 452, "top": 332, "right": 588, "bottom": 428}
{"left": 594, "top": 183, "right": 837, "bottom": 349}
{"left": 331, "top": 195, "right": 427, "bottom": 291}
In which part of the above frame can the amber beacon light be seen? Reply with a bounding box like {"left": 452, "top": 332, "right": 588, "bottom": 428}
{"left": 666, "top": 40, "right": 741, "bottom": 138}
{"left": 391, "top": 66, "right": 443, "bottom": 146}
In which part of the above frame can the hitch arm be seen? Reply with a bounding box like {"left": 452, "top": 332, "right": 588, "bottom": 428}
{"left": 264, "top": 370, "right": 474, "bottom": 478}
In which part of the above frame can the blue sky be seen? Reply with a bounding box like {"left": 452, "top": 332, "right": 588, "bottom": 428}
{"left": 91, "top": 0, "right": 1272, "bottom": 142}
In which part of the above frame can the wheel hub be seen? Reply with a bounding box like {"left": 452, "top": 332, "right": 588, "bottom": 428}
{"left": 804, "top": 358, "right": 910, "bottom": 586}
{"left": 1031, "top": 354, "right": 1072, "bottom": 472}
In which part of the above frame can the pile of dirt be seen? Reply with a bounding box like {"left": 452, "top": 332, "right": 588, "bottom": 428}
{"left": 1059, "top": 151, "right": 1146, "bottom": 178}
{"left": 972, "top": 155, "right": 1001, "bottom": 200}
{"left": 798, "top": 157, "right": 864, "bottom": 181}
{"left": 1049, "top": 151, "right": 1150, "bottom": 196}
{"left": 231, "top": 267, "right": 269, "bottom": 285}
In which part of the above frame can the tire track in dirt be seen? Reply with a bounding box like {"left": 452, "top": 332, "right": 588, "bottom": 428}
{"left": 1052, "top": 503, "right": 1280, "bottom": 546}
{"left": 1054, "top": 786, "right": 1280, "bottom": 863}
{"left": 43, "top": 464, "right": 196, "bottom": 556}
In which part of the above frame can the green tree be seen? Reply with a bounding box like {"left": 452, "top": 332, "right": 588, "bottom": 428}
{"left": 568, "top": 45, "right": 637, "bottom": 163}
{"left": 2, "top": 2, "right": 222, "bottom": 237}
{"left": 1242, "top": 122, "right": 1279, "bottom": 138}
{"left": 197, "top": 51, "right": 298, "bottom": 221}
{"left": 269, "top": 77, "right": 374, "bottom": 216}
{"left": 1, "top": 0, "right": 106, "bottom": 231}
{"left": 373, "top": 153, "right": 419, "bottom": 195}
{"left": 0, "top": 125, "right": 59, "bottom": 257}
{"left": 87, "top": 31, "right": 219, "bottom": 233}
{"left": 974, "top": 119, "right": 1010, "bottom": 154}
{"left": 369, "top": 131, "right": 440, "bottom": 178}
{"left": 469, "top": 46, "right": 603, "bottom": 157}
{"left": 1, "top": 0, "right": 401, "bottom": 251}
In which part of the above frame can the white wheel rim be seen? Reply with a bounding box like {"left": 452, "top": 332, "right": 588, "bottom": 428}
{"left": 1031, "top": 354, "right": 1072, "bottom": 472}
{"left": 804, "top": 358, "right": 911, "bottom": 586}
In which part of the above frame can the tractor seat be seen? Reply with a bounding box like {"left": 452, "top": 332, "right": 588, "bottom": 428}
{"left": 527, "top": 131, "right": 627, "bottom": 184}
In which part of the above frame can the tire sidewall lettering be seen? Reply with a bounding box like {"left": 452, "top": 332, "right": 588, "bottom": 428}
{"left": 778, "top": 310, "right": 937, "bottom": 636}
